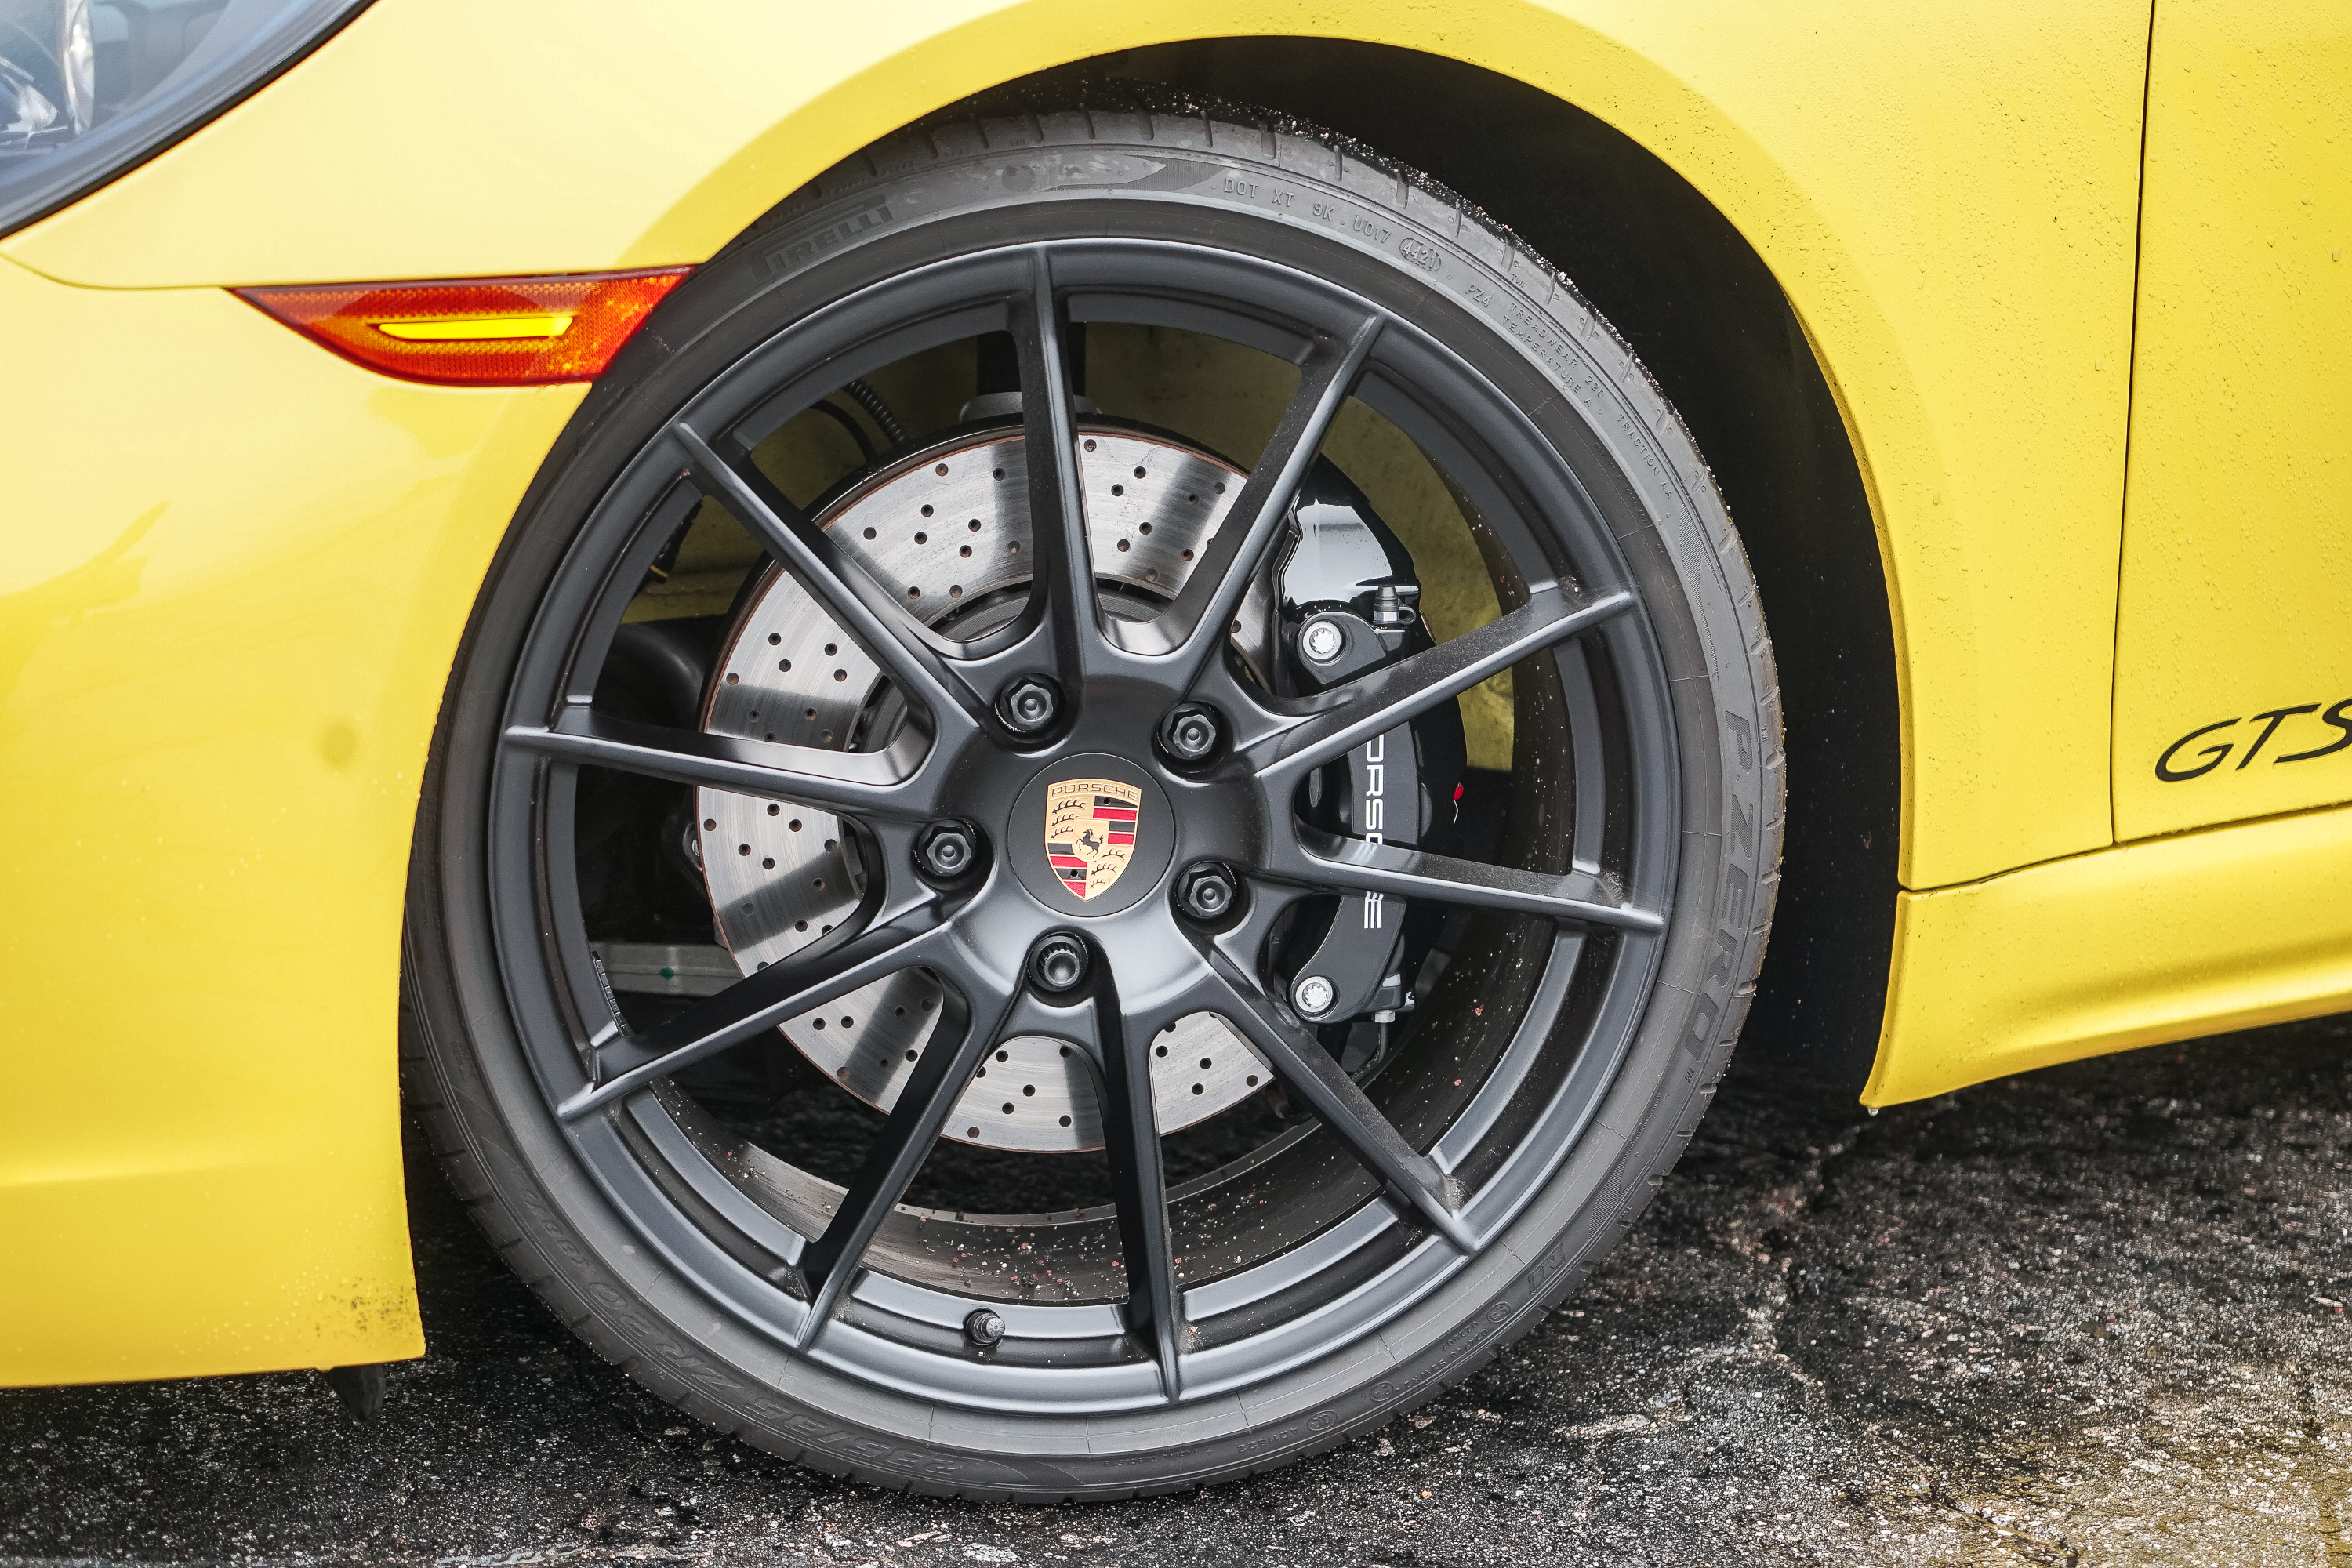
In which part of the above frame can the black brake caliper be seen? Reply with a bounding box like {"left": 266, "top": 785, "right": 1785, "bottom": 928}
{"left": 1269, "top": 461, "right": 1466, "bottom": 1076}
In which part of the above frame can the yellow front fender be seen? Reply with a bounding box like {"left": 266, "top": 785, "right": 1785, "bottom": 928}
{"left": 1, "top": 0, "right": 2151, "bottom": 1383}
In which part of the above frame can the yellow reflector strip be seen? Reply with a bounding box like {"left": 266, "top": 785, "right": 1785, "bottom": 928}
{"left": 373, "top": 314, "right": 575, "bottom": 342}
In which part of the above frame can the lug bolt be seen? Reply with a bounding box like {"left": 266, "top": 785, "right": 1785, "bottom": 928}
{"left": 1292, "top": 973, "right": 1338, "bottom": 1018}
{"left": 1158, "top": 702, "right": 1223, "bottom": 763}
{"left": 998, "top": 675, "right": 1061, "bottom": 735}
{"left": 1176, "top": 862, "right": 1237, "bottom": 920}
{"left": 1298, "top": 617, "right": 1347, "bottom": 665}
{"left": 1029, "top": 933, "right": 1090, "bottom": 994}
{"left": 915, "top": 821, "right": 977, "bottom": 879}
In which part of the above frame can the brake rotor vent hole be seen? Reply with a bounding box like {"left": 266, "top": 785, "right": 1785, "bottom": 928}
{"left": 768, "top": 632, "right": 781, "bottom": 644}
{"left": 766, "top": 804, "right": 779, "bottom": 816}
{"left": 935, "top": 463, "right": 949, "bottom": 476}
{"left": 1083, "top": 439, "right": 1097, "bottom": 452}
{"left": 920, "top": 504, "right": 934, "bottom": 517}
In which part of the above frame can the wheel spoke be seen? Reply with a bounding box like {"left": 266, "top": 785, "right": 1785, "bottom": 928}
{"left": 673, "top": 420, "right": 989, "bottom": 735}
{"left": 1011, "top": 249, "right": 1109, "bottom": 684}
{"left": 560, "top": 909, "right": 951, "bottom": 1122}
{"left": 1137, "top": 313, "right": 1383, "bottom": 667}
{"left": 1072, "top": 967, "right": 1185, "bottom": 1399}
{"left": 1186, "top": 948, "right": 1475, "bottom": 1252}
{"left": 796, "top": 956, "right": 1014, "bottom": 1348}
{"left": 1268, "top": 828, "right": 1662, "bottom": 932}
{"left": 504, "top": 704, "right": 940, "bottom": 822}
{"left": 1250, "top": 587, "right": 1635, "bottom": 783}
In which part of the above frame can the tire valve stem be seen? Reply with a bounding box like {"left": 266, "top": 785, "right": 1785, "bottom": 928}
{"left": 964, "top": 1308, "right": 1006, "bottom": 1349}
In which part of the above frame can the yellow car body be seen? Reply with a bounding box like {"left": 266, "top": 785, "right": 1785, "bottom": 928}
{"left": 2, "top": 0, "right": 2345, "bottom": 1388}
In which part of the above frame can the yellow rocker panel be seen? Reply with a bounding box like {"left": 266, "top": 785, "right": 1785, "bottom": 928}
{"left": 1868, "top": 802, "right": 2352, "bottom": 1106}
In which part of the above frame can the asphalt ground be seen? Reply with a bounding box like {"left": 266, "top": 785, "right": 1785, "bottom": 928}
{"left": 7, "top": 1012, "right": 2352, "bottom": 1567}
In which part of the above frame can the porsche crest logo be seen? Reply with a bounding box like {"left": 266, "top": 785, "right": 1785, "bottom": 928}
{"left": 1044, "top": 778, "right": 1142, "bottom": 900}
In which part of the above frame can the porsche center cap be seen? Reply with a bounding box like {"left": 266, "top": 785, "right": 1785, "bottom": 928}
{"left": 1008, "top": 753, "right": 1175, "bottom": 917}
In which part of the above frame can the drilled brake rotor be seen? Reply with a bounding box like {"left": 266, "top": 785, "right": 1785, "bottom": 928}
{"left": 698, "top": 423, "right": 1275, "bottom": 1152}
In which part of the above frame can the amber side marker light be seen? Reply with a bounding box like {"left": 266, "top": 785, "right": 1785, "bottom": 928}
{"left": 236, "top": 269, "right": 691, "bottom": 387}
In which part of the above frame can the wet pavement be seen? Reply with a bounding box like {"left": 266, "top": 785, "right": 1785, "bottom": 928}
{"left": 6, "top": 1012, "right": 2351, "bottom": 1567}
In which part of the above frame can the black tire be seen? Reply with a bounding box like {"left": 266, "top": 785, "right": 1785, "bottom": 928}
{"left": 401, "top": 98, "right": 1782, "bottom": 1499}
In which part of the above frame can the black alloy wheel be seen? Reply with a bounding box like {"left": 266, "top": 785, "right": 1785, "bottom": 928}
{"left": 402, "top": 99, "right": 1782, "bottom": 1497}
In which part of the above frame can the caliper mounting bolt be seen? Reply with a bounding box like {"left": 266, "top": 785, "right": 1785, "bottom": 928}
{"left": 1029, "top": 933, "right": 1090, "bottom": 995}
{"left": 998, "top": 675, "right": 1061, "bottom": 735}
{"left": 1158, "top": 702, "right": 1223, "bottom": 763}
{"left": 914, "top": 821, "right": 978, "bottom": 880}
{"left": 1176, "top": 862, "right": 1238, "bottom": 920}
{"left": 1292, "top": 973, "right": 1338, "bottom": 1018}
{"left": 1298, "top": 616, "right": 1348, "bottom": 666}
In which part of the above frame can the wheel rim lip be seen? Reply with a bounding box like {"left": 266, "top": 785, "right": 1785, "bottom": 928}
{"left": 480, "top": 230, "right": 1684, "bottom": 1415}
